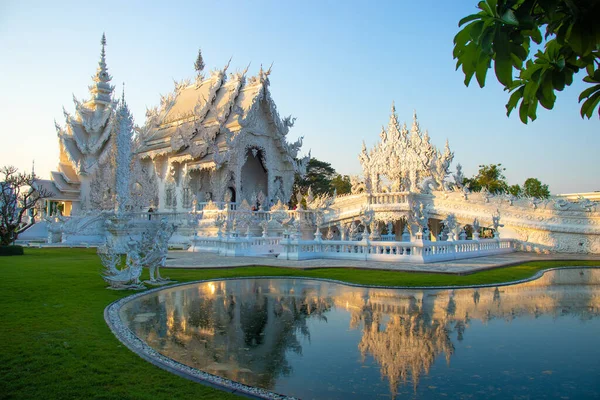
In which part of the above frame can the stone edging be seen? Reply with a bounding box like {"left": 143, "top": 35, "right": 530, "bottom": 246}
{"left": 104, "top": 266, "right": 598, "bottom": 399}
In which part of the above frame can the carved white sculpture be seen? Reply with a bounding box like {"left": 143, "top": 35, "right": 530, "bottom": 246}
{"left": 356, "top": 104, "right": 454, "bottom": 193}
{"left": 99, "top": 241, "right": 144, "bottom": 290}
{"left": 140, "top": 218, "right": 176, "bottom": 283}
{"left": 442, "top": 214, "right": 458, "bottom": 241}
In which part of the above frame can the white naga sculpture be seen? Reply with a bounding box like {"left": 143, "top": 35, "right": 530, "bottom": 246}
{"left": 100, "top": 218, "right": 176, "bottom": 288}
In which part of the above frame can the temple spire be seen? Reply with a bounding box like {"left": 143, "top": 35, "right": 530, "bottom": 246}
{"left": 95, "top": 33, "right": 111, "bottom": 84}
{"left": 89, "top": 33, "right": 114, "bottom": 105}
{"left": 411, "top": 109, "right": 421, "bottom": 136}
{"left": 388, "top": 100, "right": 400, "bottom": 138}
{"left": 115, "top": 83, "right": 134, "bottom": 214}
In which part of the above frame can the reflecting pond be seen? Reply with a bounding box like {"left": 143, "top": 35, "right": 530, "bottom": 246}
{"left": 120, "top": 269, "right": 600, "bottom": 399}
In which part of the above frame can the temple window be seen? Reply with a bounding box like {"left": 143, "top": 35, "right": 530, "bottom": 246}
{"left": 183, "top": 188, "right": 191, "bottom": 207}
{"left": 165, "top": 189, "right": 173, "bottom": 207}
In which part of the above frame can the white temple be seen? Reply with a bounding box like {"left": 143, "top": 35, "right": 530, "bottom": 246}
{"left": 22, "top": 35, "right": 600, "bottom": 259}
{"left": 36, "top": 35, "right": 308, "bottom": 217}
{"left": 134, "top": 61, "right": 308, "bottom": 212}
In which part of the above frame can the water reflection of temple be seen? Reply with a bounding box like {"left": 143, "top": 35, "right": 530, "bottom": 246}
{"left": 121, "top": 269, "right": 600, "bottom": 396}
{"left": 124, "top": 279, "right": 333, "bottom": 389}
{"left": 337, "top": 268, "right": 600, "bottom": 394}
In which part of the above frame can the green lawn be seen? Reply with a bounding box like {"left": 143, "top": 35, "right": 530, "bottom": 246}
{"left": 0, "top": 248, "right": 598, "bottom": 399}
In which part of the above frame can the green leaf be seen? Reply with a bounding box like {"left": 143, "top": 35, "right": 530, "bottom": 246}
{"left": 476, "top": 54, "right": 491, "bottom": 87}
{"left": 564, "top": 70, "right": 574, "bottom": 86}
{"left": 527, "top": 98, "right": 538, "bottom": 121}
{"left": 459, "top": 13, "right": 482, "bottom": 27}
{"left": 538, "top": 77, "right": 556, "bottom": 110}
{"left": 478, "top": 1, "right": 493, "bottom": 16}
{"left": 578, "top": 85, "right": 600, "bottom": 102}
{"left": 501, "top": 9, "right": 519, "bottom": 26}
{"left": 518, "top": 98, "right": 530, "bottom": 123}
{"left": 494, "top": 31, "right": 513, "bottom": 86}
{"left": 485, "top": 0, "right": 498, "bottom": 15}
{"left": 481, "top": 27, "right": 495, "bottom": 53}
{"left": 527, "top": 28, "right": 542, "bottom": 44}
{"left": 469, "top": 21, "right": 485, "bottom": 41}
{"left": 552, "top": 71, "right": 566, "bottom": 90}
{"left": 453, "top": 27, "right": 472, "bottom": 47}
{"left": 580, "top": 90, "right": 600, "bottom": 119}
{"left": 506, "top": 86, "right": 525, "bottom": 116}
{"left": 511, "top": 43, "right": 527, "bottom": 61}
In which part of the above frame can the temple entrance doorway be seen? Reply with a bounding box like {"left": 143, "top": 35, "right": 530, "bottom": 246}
{"left": 227, "top": 187, "right": 236, "bottom": 203}
{"left": 241, "top": 148, "right": 268, "bottom": 200}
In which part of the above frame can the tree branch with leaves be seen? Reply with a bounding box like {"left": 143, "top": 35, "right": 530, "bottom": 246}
{"left": 454, "top": 0, "right": 600, "bottom": 123}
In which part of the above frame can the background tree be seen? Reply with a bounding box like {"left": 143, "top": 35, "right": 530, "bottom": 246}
{"left": 0, "top": 166, "right": 50, "bottom": 246}
{"left": 508, "top": 184, "right": 522, "bottom": 197}
{"left": 522, "top": 177, "right": 550, "bottom": 198}
{"left": 463, "top": 163, "right": 509, "bottom": 194}
{"left": 330, "top": 174, "right": 352, "bottom": 195}
{"left": 194, "top": 48, "right": 205, "bottom": 74}
{"left": 294, "top": 158, "right": 337, "bottom": 197}
{"left": 454, "top": 0, "right": 600, "bottom": 123}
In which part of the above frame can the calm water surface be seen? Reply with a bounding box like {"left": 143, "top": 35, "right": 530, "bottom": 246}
{"left": 120, "top": 269, "right": 600, "bottom": 399}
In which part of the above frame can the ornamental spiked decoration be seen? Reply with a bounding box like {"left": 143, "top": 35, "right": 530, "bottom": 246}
{"left": 89, "top": 33, "right": 114, "bottom": 104}
{"left": 115, "top": 83, "right": 134, "bottom": 214}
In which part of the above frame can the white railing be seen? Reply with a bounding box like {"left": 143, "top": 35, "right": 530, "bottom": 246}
{"left": 189, "top": 234, "right": 283, "bottom": 257}
{"left": 278, "top": 237, "right": 515, "bottom": 263}
{"left": 367, "top": 192, "right": 410, "bottom": 205}
{"left": 188, "top": 232, "right": 515, "bottom": 263}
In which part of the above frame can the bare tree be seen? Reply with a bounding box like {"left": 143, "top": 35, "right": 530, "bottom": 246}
{"left": 0, "top": 166, "right": 51, "bottom": 245}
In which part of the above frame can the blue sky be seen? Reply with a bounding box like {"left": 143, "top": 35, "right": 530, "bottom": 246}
{"left": 1, "top": 0, "right": 598, "bottom": 194}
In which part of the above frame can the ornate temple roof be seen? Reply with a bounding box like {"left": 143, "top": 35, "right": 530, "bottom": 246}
{"left": 34, "top": 179, "right": 80, "bottom": 201}
{"left": 136, "top": 64, "right": 305, "bottom": 171}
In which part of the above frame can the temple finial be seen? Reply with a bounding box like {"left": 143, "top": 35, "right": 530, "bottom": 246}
{"left": 31, "top": 160, "right": 35, "bottom": 177}
{"left": 391, "top": 100, "right": 396, "bottom": 114}
{"left": 96, "top": 33, "right": 110, "bottom": 83}
{"left": 89, "top": 33, "right": 114, "bottom": 104}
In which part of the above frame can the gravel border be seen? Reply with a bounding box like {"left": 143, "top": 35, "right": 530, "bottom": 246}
{"left": 104, "top": 266, "right": 598, "bottom": 399}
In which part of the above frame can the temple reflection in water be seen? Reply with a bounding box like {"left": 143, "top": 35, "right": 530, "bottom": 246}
{"left": 120, "top": 269, "right": 600, "bottom": 398}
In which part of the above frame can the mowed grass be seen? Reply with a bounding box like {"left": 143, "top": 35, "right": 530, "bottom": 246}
{"left": 0, "top": 248, "right": 598, "bottom": 399}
